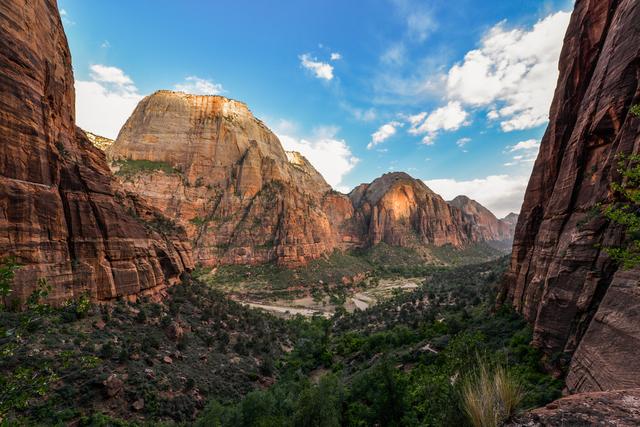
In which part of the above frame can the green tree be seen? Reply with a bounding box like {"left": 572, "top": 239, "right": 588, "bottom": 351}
{"left": 599, "top": 104, "right": 640, "bottom": 269}
{"left": 0, "top": 258, "right": 20, "bottom": 308}
{"left": 603, "top": 152, "right": 640, "bottom": 268}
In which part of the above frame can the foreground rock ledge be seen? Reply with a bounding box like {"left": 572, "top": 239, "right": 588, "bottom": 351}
{"left": 509, "top": 389, "right": 640, "bottom": 427}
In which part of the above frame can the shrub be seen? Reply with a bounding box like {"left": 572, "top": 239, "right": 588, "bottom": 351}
{"left": 461, "top": 363, "right": 524, "bottom": 427}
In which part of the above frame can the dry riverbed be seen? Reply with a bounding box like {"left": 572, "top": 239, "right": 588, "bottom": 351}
{"left": 217, "top": 276, "right": 424, "bottom": 318}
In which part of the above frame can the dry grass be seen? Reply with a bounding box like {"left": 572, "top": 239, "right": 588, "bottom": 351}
{"left": 462, "top": 363, "right": 524, "bottom": 427}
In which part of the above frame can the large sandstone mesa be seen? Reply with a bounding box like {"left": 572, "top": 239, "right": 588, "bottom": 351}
{"left": 500, "top": 0, "right": 640, "bottom": 393}
{"left": 109, "top": 91, "right": 342, "bottom": 267}
{"left": 0, "top": 0, "right": 193, "bottom": 305}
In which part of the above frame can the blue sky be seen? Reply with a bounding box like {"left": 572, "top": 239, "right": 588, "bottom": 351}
{"left": 59, "top": 0, "right": 574, "bottom": 217}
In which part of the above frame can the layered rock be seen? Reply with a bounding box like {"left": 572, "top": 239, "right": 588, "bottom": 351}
{"left": 349, "top": 173, "right": 473, "bottom": 248}
{"left": 508, "top": 389, "right": 640, "bottom": 426}
{"left": 500, "top": 212, "right": 519, "bottom": 238}
{"left": 500, "top": 0, "right": 640, "bottom": 393}
{"left": 109, "top": 91, "right": 341, "bottom": 266}
{"left": 0, "top": 0, "right": 193, "bottom": 305}
{"left": 109, "top": 93, "right": 513, "bottom": 267}
{"left": 448, "top": 195, "right": 515, "bottom": 243}
{"left": 84, "top": 131, "right": 114, "bottom": 151}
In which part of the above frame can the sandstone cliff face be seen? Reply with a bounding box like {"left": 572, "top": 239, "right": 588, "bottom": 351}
{"left": 84, "top": 131, "right": 114, "bottom": 152}
{"left": 448, "top": 195, "right": 514, "bottom": 243}
{"left": 109, "top": 93, "right": 510, "bottom": 267}
{"left": 501, "top": 0, "right": 640, "bottom": 393}
{"left": 0, "top": 0, "right": 193, "bottom": 305}
{"left": 349, "top": 173, "right": 473, "bottom": 248}
{"left": 500, "top": 212, "right": 519, "bottom": 238}
{"left": 109, "top": 91, "right": 341, "bottom": 266}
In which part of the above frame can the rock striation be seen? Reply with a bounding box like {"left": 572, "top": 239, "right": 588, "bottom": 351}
{"left": 84, "top": 131, "right": 114, "bottom": 152}
{"left": 109, "top": 93, "right": 515, "bottom": 267}
{"left": 0, "top": 0, "right": 193, "bottom": 305}
{"left": 448, "top": 196, "right": 515, "bottom": 243}
{"left": 109, "top": 91, "right": 341, "bottom": 266}
{"left": 500, "top": 0, "right": 640, "bottom": 393}
{"left": 350, "top": 173, "right": 471, "bottom": 248}
{"left": 508, "top": 389, "right": 640, "bottom": 426}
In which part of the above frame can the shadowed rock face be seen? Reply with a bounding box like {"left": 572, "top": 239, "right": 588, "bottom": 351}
{"left": 0, "top": 0, "right": 193, "bottom": 305}
{"left": 109, "top": 94, "right": 516, "bottom": 267}
{"left": 448, "top": 195, "right": 515, "bottom": 243}
{"left": 501, "top": 0, "right": 640, "bottom": 393}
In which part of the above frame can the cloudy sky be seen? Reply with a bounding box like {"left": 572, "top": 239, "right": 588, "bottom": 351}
{"left": 60, "top": 0, "right": 573, "bottom": 217}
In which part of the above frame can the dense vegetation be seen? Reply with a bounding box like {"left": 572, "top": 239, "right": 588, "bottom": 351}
{"left": 204, "top": 242, "right": 505, "bottom": 302}
{"left": 1, "top": 254, "right": 560, "bottom": 426}
{"left": 0, "top": 273, "right": 292, "bottom": 425}
{"left": 113, "top": 159, "right": 180, "bottom": 180}
{"left": 196, "top": 259, "right": 562, "bottom": 426}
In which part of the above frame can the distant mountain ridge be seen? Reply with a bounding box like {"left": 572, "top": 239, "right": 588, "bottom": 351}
{"left": 104, "top": 91, "right": 516, "bottom": 267}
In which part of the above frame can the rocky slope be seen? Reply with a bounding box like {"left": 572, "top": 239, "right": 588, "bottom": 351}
{"left": 350, "top": 173, "right": 471, "bottom": 248}
{"left": 508, "top": 389, "right": 640, "bottom": 427}
{"left": 448, "top": 195, "right": 514, "bottom": 243}
{"left": 108, "top": 94, "right": 514, "bottom": 267}
{"left": 0, "top": 0, "right": 193, "bottom": 305}
{"left": 109, "top": 91, "right": 342, "bottom": 267}
{"left": 84, "top": 131, "right": 114, "bottom": 151}
{"left": 500, "top": 212, "right": 518, "bottom": 237}
{"left": 500, "top": 0, "right": 640, "bottom": 393}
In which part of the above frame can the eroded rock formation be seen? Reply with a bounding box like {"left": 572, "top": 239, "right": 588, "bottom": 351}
{"left": 501, "top": 0, "right": 640, "bottom": 393}
{"left": 108, "top": 93, "right": 515, "bottom": 267}
{"left": 109, "top": 91, "right": 341, "bottom": 266}
{"left": 0, "top": 0, "right": 193, "bottom": 305}
{"left": 508, "top": 389, "right": 640, "bottom": 427}
{"left": 350, "top": 173, "right": 471, "bottom": 248}
{"left": 449, "top": 195, "right": 515, "bottom": 243}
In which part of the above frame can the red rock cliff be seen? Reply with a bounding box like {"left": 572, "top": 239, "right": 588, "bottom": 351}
{"left": 109, "top": 91, "right": 341, "bottom": 267}
{"left": 108, "top": 94, "right": 509, "bottom": 267}
{"left": 501, "top": 0, "right": 640, "bottom": 393}
{"left": 0, "top": 0, "right": 193, "bottom": 305}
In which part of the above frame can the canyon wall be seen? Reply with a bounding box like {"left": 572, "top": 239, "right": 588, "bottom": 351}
{"left": 108, "top": 92, "right": 516, "bottom": 267}
{"left": 0, "top": 0, "right": 193, "bottom": 305}
{"left": 501, "top": 0, "right": 640, "bottom": 393}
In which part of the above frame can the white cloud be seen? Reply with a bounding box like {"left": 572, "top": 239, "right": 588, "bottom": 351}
{"left": 504, "top": 139, "right": 540, "bottom": 166}
{"left": 174, "top": 76, "right": 224, "bottom": 95}
{"left": 90, "top": 64, "right": 134, "bottom": 87}
{"left": 59, "top": 8, "right": 75, "bottom": 25}
{"left": 508, "top": 139, "right": 540, "bottom": 152}
{"left": 100, "top": 40, "right": 111, "bottom": 49}
{"left": 330, "top": 52, "right": 342, "bottom": 61}
{"left": 381, "top": 43, "right": 407, "bottom": 66}
{"left": 299, "top": 54, "right": 334, "bottom": 80}
{"left": 368, "top": 121, "right": 403, "bottom": 150}
{"left": 75, "top": 64, "right": 144, "bottom": 139}
{"left": 456, "top": 137, "right": 471, "bottom": 148}
{"left": 391, "top": 0, "right": 436, "bottom": 42}
{"left": 425, "top": 174, "right": 530, "bottom": 217}
{"left": 446, "top": 11, "right": 570, "bottom": 131}
{"left": 273, "top": 124, "right": 359, "bottom": 191}
{"left": 408, "top": 101, "right": 470, "bottom": 144}
{"left": 406, "top": 10, "right": 436, "bottom": 42}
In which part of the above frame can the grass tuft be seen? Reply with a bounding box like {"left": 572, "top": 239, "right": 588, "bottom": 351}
{"left": 462, "top": 362, "right": 524, "bottom": 427}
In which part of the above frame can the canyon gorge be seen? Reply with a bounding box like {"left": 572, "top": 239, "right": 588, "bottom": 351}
{"left": 1, "top": 0, "right": 639, "bottom": 424}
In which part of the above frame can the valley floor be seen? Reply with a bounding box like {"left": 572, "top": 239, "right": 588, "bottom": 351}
{"left": 1, "top": 246, "right": 560, "bottom": 426}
